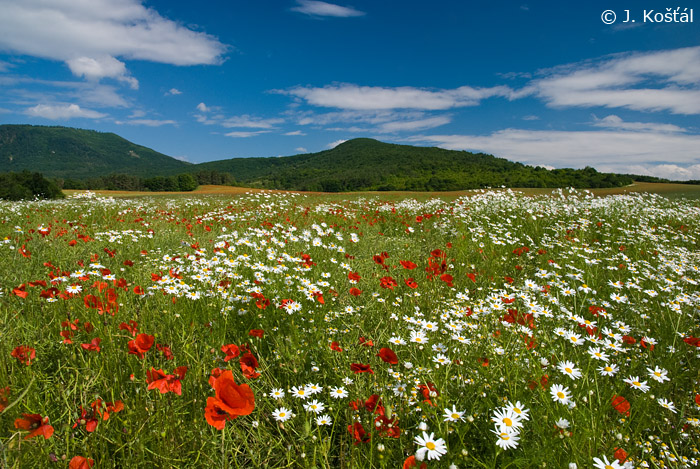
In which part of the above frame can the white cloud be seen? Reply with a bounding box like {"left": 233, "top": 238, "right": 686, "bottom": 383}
{"left": 327, "top": 139, "right": 347, "bottom": 148}
{"left": 221, "top": 115, "right": 284, "bottom": 129}
{"left": 197, "top": 102, "right": 210, "bottom": 112}
{"left": 522, "top": 115, "right": 540, "bottom": 121}
{"left": 285, "top": 130, "right": 306, "bottom": 136}
{"left": 166, "top": 88, "right": 182, "bottom": 96}
{"left": 409, "top": 128, "right": 700, "bottom": 170}
{"left": 125, "top": 119, "right": 177, "bottom": 127}
{"left": 592, "top": 115, "right": 686, "bottom": 133}
{"left": 295, "top": 147, "right": 308, "bottom": 153}
{"left": 281, "top": 83, "right": 514, "bottom": 110}
{"left": 25, "top": 103, "right": 107, "bottom": 120}
{"left": 291, "top": 1, "right": 365, "bottom": 17}
{"left": 0, "top": 0, "right": 227, "bottom": 66}
{"left": 600, "top": 163, "right": 700, "bottom": 180}
{"left": 530, "top": 46, "right": 700, "bottom": 114}
{"left": 379, "top": 116, "right": 450, "bottom": 133}
{"left": 224, "top": 130, "right": 270, "bottom": 138}
{"left": 66, "top": 56, "right": 138, "bottom": 89}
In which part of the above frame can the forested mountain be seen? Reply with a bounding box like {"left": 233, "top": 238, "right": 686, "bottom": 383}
{"left": 1, "top": 125, "right": 639, "bottom": 191}
{"left": 0, "top": 125, "right": 191, "bottom": 179}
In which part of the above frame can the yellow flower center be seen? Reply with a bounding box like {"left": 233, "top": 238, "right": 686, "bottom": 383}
{"left": 633, "top": 381, "right": 641, "bottom": 387}
{"left": 426, "top": 442, "right": 436, "bottom": 450}
{"left": 557, "top": 392, "right": 565, "bottom": 399}
{"left": 503, "top": 417, "right": 512, "bottom": 426}
{"left": 565, "top": 367, "right": 572, "bottom": 373}
{"left": 605, "top": 367, "right": 612, "bottom": 372}
{"left": 501, "top": 434, "right": 510, "bottom": 440}
{"left": 452, "top": 413, "right": 459, "bottom": 419}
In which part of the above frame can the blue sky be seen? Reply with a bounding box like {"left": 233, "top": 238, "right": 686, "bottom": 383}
{"left": 1, "top": 0, "right": 699, "bottom": 179}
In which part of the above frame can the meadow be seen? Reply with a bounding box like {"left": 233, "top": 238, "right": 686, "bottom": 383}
{"left": 1, "top": 188, "right": 699, "bottom": 468}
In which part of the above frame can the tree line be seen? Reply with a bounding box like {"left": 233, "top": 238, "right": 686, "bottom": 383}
{"left": 59, "top": 171, "right": 235, "bottom": 192}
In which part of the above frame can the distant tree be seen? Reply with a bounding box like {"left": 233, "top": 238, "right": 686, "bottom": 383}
{"left": 0, "top": 171, "right": 64, "bottom": 200}
{"left": 177, "top": 173, "right": 198, "bottom": 191}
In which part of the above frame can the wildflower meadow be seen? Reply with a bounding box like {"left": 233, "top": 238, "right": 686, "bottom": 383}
{"left": 1, "top": 188, "right": 699, "bottom": 468}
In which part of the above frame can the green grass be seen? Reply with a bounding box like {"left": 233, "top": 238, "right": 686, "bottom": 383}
{"left": 0, "top": 189, "right": 699, "bottom": 468}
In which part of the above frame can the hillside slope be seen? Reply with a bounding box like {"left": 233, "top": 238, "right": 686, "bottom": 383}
{"left": 0, "top": 125, "right": 191, "bottom": 179}
{"left": 192, "top": 138, "right": 632, "bottom": 191}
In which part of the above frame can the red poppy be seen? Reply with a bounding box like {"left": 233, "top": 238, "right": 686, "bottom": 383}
{"left": 0, "top": 386, "right": 10, "bottom": 412}
{"left": 157, "top": 343, "right": 174, "bottom": 360}
{"left": 209, "top": 367, "right": 224, "bottom": 388}
{"left": 146, "top": 366, "right": 187, "bottom": 395}
{"left": 374, "top": 414, "right": 400, "bottom": 438}
{"left": 80, "top": 337, "right": 102, "bottom": 352}
{"left": 204, "top": 370, "right": 255, "bottom": 430}
{"left": 358, "top": 336, "right": 374, "bottom": 347}
{"left": 350, "top": 363, "right": 374, "bottom": 374}
{"left": 611, "top": 395, "right": 631, "bottom": 416}
{"left": 239, "top": 352, "right": 261, "bottom": 379}
{"left": 379, "top": 276, "right": 398, "bottom": 289}
{"left": 14, "top": 413, "right": 54, "bottom": 439}
{"left": 403, "top": 455, "right": 427, "bottom": 469}
{"left": 440, "top": 273, "right": 454, "bottom": 287}
{"left": 400, "top": 260, "right": 417, "bottom": 269}
{"left": 348, "top": 271, "right": 362, "bottom": 282}
{"left": 683, "top": 336, "right": 700, "bottom": 347}
{"left": 73, "top": 406, "right": 99, "bottom": 432}
{"left": 119, "top": 320, "right": 138, "bottom": 336}
{"left": 418, "top": 382, "right": 439, "bottom": 406}
{"left": 330, "top": 341, "right": 343, "bottom": 352}
{"left": 404, "top": 278, "right": 418, "bottom": 289}
{"left": 11, "top": 346, "right": 36, "bottom": 365}
{"left": 622, "top": 335, "right": 636, "bottom": 345}
{"left": 221, "top": 343, "right": 240, "bottom": 361}
{"left": 614, "top": 447, "right": 628, "bottom": 463}
{"left": 377, "top": 347, "right": 398, "bottom": 365}
{"left": 93, "top": 399, "right": 124, "bottom": 421}
{"left": 349, "top": 287, "right": 362, "bottom": 296}
{"left": 128, "top": 333, "right": 154, "bottom": 358}
{"left": 364, "top": 394, "right": 383, "bottom": 413}
{"left": 347, "top": 421, "right": 370, "bottom": 444}
{"left": 69, "top": 456, "right": 95, "bottom": 469}
{"left": 12, "top": 284, "right": 28, "bottom": 299}
{"left": 249, "top": 329, "right": 264, "bottom": 338}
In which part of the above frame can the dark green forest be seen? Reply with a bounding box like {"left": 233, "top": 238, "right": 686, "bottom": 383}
{"left": 0, "top": 171, "right": 64, "bottom": 200}
{"left": 1, "top": 125, "right": 689, "bottom": 193}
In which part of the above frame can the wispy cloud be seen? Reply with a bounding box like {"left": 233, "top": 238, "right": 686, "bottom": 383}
{"left": 285, "top": 130, "right": 306, "bottom": 136}
{"left": 291, "top": 1, "right": 365, "bottom": 17}
{"left": 280, "top": 83, "right": 514, "bottom": 110}
{"left": 25, "top": 103, "right": 107, "bottom": 120}
{"left": 378, "top": 116, "right": 450, "bottom": 133}
{"left": 224, "top": 130, "right": 270, "bottom": 138}
{"left": 409, "top": 128, "right": 700, "bottom": 172}
{"left": 327, "top": 139, "right": 347, "bottom": 148}
{"left": 529, "top": 46, "right": 700, "bottom": 114}
{"left": 166, "top": 88, "right": 182, "bottom": 96}
{"left": 592, "top": 115, "right": 686, "bottom": 133}
{"left": 66, "top": 56, "right": 138, "bottom": 89}
{"left": 121, "top": 119, "right": 177, "bottom": 127}
{"left": 220, "top": 115, "right": 284, "bottom": 129}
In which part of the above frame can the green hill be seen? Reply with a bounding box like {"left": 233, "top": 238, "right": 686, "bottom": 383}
{"left": 192, "top": 138, "right": 633, "bottom": 191}
{"left": 0, "top": 125, "right": 191, "bottom": 180}
{"left": 0, "top": 125, "right": 637, "bottom": 191}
